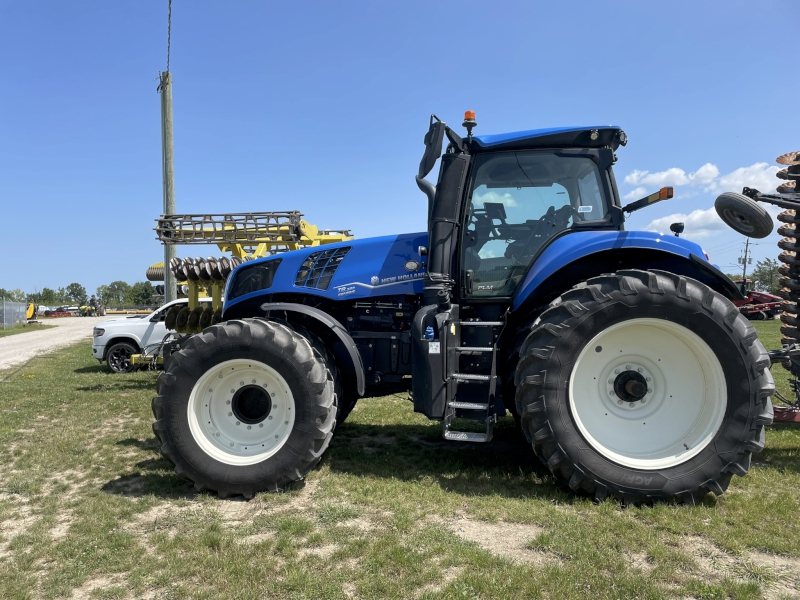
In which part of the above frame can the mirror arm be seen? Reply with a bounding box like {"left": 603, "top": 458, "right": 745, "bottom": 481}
{"left": 415, "top": 176, "right": 436, "bottom": 216}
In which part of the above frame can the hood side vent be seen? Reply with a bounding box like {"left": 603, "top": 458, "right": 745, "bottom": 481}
{"left": 294, "top": 246, "right": 351, "bottom": 290}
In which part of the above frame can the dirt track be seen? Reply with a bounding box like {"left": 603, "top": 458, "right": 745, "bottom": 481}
{"left": 0, "top": 317, "right": 106, "bottom": 371}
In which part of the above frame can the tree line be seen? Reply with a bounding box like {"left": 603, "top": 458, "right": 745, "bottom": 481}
{"left": 0, "top": 280, "right": 156, "bottom": 308}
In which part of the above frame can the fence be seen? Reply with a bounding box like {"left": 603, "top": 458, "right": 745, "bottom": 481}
{"left": 0, "top": 299, "right": 27, "bottom": 330}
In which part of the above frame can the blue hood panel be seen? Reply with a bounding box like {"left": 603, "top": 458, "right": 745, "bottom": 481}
{"left": 224, "top": 232, "right": 429, "bottom": 311}
{"left": 512, "top": 230, "right": 705, "bottom": 311}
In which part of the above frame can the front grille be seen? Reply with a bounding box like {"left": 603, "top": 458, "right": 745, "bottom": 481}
{"left": 294, "top": 246, "right": 351, "bottom": 290}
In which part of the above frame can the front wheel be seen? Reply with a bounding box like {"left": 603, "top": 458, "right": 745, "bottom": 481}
{"left": 106, "top": 342, "right": 137, "bottom": 373}
{"left": 152, "top": 319, "right": 337, "bottom": 498}
{"left": 515, "top": 270, "right": 774, "bottom": 504}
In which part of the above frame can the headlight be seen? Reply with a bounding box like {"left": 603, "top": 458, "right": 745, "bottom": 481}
{"left": 93, "top": 328, "right": 105, "bottom": 337}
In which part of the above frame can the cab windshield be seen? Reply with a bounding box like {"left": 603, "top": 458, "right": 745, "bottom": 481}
{"left": 462, "top": 150, "right": 608, "bottom": 297}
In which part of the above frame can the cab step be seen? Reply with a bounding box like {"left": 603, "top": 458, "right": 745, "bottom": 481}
{"left": 452, "top": 373, "right": 491, "bottom": 381}
{"left": 448, "top": 401, "right": 490, "bottom": 410}
{"left": 443, "top": 430, "right": 491, "bottom": 442}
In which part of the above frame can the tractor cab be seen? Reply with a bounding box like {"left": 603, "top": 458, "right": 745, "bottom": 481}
{"left": 411, "top": 114, "right": 638, "bottom": 440}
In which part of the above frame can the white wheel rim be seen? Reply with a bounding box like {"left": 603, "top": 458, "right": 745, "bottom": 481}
{"left": 187, "top": 359, "right": 295, "bottom": 466}
{"left": 569, "top": 318, "right": 727, "bottom": 470}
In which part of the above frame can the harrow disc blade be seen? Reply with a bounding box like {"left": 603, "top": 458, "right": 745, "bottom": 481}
{"left": 776, "top": 151, "right": 800, "bottom": 166}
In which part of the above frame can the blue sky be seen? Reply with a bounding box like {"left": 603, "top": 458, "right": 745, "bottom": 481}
{"left": 0, "top": 0, "right": 797, "bottom": 295}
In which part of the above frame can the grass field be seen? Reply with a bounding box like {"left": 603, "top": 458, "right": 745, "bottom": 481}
{"left": 0, "top": 323, "right": 53, "bottom": 339}
{"left": 0, "top": 321, "right": 798, "bottom": 599}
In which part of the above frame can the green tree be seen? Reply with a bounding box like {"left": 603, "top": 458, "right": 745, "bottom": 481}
{"left": 28, "top": 288, "right": 61, "bottom": 305}
{"left": 97, "top": 281, "right": 131, "bottom": 307}
{"left": 126, "top": 281, "right": 155, "bottom": 306}
{"left": 751, "top": 258, "right": 780, "bottom": 294}
{"left": 65, "top": 282, "right": 87, "bottom": 304}
{"left": 0, "top": 288, "right": 26, "bottom": 302}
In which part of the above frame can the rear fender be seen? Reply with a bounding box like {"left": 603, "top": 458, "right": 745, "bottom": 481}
{"left": 513, "top": 231, "right": 742, "bottom": 314}
{"left": 259, "top": 302, "right": 365, "bottom": 396}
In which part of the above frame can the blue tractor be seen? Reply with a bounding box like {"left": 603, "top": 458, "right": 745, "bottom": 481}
{"left": 152, "top": 113, "right": 775, "bottom": 503}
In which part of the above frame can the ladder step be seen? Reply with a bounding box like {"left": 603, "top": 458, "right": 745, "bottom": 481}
{"left": 452, "top": 373, "right": 491, "bottom": 381}
{"left": 443, "top": 431, "right": 491, "bottom": 443}
{"left": 458, "top": 321, "right": 504, "bottom": 326}
{"left": 455, "top": 346, "right": 494, "bottom": 352}
{"left": 448, "top": 401, "right": 490, "bottom": 410}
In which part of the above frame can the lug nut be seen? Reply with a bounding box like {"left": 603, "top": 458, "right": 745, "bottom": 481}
{"left": 647, "top": 388, "right": 652, "bottom": 393}
{"left": 629, "top": 403, "right": 635, "bottom": 407}
{"left": 259, "top": 423, "right": 263, "bottom": 428}
{"left": 614, "top": 369, "right": 620, "bottom": 374}
{"left": 215, "top": 433, "right": 220, "bottom": 437}
{"left": 637, "top": 368, "right": 642, "bottom": 373}
{"left": 625, "top": 365, "right": 631, "bottom": 370}
{"left": 226, "top": 400, "right": 231, "bottom": 405}
{"left": 610, "top": 391, "right": 616, "bottom": 396}
{"left": 617, "top": 400, "right": 623, "bottom": 405}
{"left": 247, "top": 425, "right": 251, "bottom": 430}
{"left": 268, "top": 416, "right": 273, "bottom": 420}
{"left": 228, "top": 412, "right": 232, "bottom": 416}
{"left": 608, "top": 379, "right": 613, "bottom": 384}
{"left": 646, "top": 377, "right": 651, "bottom": 382}
{"left": 230, "top": 389, "right": 235, "bottom": 393}
{"left": 236, "top": 421, "right": 240, "bottom": 426}
{"left": 251, "top": 380, "right": 256, "bottom": 384}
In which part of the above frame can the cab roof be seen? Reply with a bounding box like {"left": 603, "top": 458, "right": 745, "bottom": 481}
{"left": 471, "top": 126, "right": 625, "bottom": 152}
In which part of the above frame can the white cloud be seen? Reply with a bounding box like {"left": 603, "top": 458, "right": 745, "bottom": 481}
{"left": 624, "top": 163, "right": 720, "bottom": 188}
{"left": 473, "top": 190, "right": 517, "bottom": 208}
{"left": 623, "top": 186, "right": 647, "bottom": 201}
{"left": 713, "top": 162, "right": 779, "bottom": 194}
{"left": 624, "top": 162, "right": 779, "bottom": 197}
{"left": 645, "top": 207, "right": 727, "bottom": 241}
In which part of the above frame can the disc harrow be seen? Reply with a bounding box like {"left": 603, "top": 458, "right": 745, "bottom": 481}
{"left": 734, "top": 150, "right": 800, "bottom": 422}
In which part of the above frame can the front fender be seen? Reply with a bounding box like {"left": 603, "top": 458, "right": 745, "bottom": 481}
{"left": 259, "top": 302, "right": 365, "bottom": 396}
{"left": 513, "top": 230, "right": 740, "bottom": 311}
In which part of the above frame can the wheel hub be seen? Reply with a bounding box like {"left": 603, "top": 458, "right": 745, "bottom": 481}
{"left": 232, "top": 385, "right": 271, "bottom": 424}
{"left": 605, "top": 362, "right": 654, "bottom": 410}
{"left": 613, "top": 370, "right": 648, "bottom": 403}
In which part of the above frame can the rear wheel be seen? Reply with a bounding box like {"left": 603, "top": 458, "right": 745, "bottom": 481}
{"left": 515, "top": 270, "right": 774, "bottom": 504}
{"left": 152, "top": 318, "right": 337, "bottom": 498}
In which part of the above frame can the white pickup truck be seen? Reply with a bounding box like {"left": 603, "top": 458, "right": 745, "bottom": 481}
{"left": 92, "top": 299, "right": 210, "bottom": 373}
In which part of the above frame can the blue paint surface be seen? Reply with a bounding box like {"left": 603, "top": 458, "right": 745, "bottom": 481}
{"left": 512, "top": 230, "right": 705, "bottom": 310}
{"left": 225, "top": 228, "right": 710, "bottom": 316}
{"left": 224, "top": 232, "right": 428, "bottom": 312}
{"left": 473, "top": 126, "right": 621, "bottom": 148}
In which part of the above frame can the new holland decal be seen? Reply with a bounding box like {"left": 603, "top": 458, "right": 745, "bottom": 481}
{"left": 334, "top": 270, "right": 426, "bottom": 297}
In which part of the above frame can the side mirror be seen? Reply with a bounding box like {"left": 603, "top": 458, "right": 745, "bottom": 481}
{"left": 622, "top": 187, "right": 673, "bottom": 213}
{"left": 418, "top": 117, "right": 445, "bottom": 179}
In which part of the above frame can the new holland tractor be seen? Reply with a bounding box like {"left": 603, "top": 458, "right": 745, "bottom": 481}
{"left": 151, "top": 112, "right": 775, "bottom": 504}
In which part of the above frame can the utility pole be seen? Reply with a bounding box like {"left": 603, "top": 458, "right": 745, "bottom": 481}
{"left": 740, "top": 237, "right": 751, "bottom": 294}
{"left": 158, "top": 72, "right": 176, "bottom": 304}
{"left": 158, "top": 0, "right": 176, "bottom": 304}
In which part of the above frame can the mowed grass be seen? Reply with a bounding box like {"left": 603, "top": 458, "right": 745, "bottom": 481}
{"left": 0, "top": 323, "right": 53, "bottom": 339}
{"left": 0, "top": 322, "right": 797, "bottom": 599}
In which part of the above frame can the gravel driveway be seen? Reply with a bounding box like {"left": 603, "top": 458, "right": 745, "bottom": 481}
{"left": 0, "top": 317, "right": 106, "bottom": 371}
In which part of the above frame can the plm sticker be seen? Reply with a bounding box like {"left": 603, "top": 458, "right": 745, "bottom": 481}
{"left": 578, "top": 206, "right": 593, "bottom": 213}
{"left": 428, "top": 341, "right": 441, "bottom": 354}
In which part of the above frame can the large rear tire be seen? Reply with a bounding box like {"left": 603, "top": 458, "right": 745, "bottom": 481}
{"left": 152, "top": 318, "right": 337, "bottom": 498}
{"left": 515, "top": 270, "right": 774, "bottom": 504}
